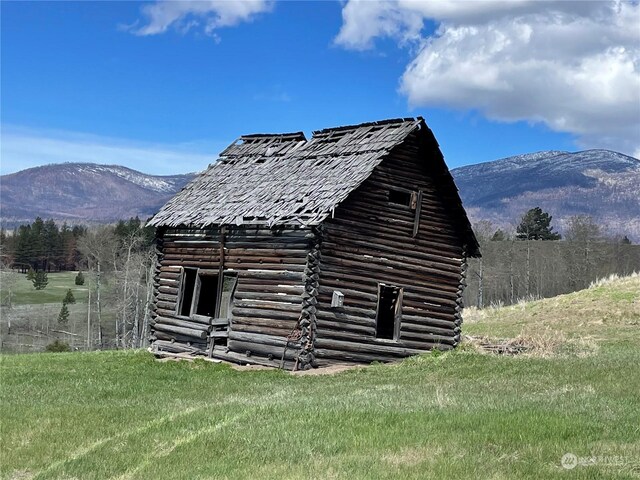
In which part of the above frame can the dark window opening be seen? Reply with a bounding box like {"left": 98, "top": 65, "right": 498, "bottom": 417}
{"left": 195, "top": 274, "right": 219, "bottom": 317}
{"left": 179, "top": 268, "right": 197, "bottom": 316}
{"left": 389, "top": 190, "right": 412, "bottom": 206}
{"left": 375, "top": 284, "right": 402, "bottom": 340}
{"left": 178, "top": 269, "right": 239, "bottom": 323}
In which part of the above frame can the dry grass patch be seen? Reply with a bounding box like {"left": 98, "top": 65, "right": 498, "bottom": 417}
{"left": 382, "top": 446, "right": 442, "bottom": 467}
{"left": 463, "top": 274, "right": 640, "bottom": 349}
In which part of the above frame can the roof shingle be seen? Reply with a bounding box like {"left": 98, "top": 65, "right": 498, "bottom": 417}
{"left": 149, "top": 118, "right": 422, "bottom": 228}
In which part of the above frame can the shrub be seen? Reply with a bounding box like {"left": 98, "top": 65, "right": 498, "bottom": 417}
{"left": 75, "top": 271, "right": 85, "bottom": 286}
{"left": 45, "top": 340, "right": 71, "bottom": 352}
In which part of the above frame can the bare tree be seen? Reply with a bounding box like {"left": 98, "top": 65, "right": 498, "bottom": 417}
{"left": 78, "top": 227, "right": 119, "bottom": 348}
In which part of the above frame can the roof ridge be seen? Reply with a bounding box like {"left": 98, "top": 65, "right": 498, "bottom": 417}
{"left": 240, "top": 132, "right": 306, "bottom": 140}
{"left": 312, "top": 117, "right": 422, "bottom": 136}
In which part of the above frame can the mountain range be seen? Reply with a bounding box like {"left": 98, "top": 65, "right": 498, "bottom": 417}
{"left": 1, "top": 149, "right": 638, "bottom": 240}
{"left": 0, "top": 163, "right": 196, "bottom": 226}
{"left": 451, "top": 149, "right": 640, "bottom": 240}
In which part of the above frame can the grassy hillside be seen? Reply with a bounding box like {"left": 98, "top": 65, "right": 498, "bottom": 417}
{"left": 1, "top": 275, "right": 639, "bottom": 479}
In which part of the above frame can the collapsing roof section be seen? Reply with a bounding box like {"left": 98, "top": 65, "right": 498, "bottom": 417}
{"left": 149, "top": 117, "right": 479, "bottom": 256}
{"left": 149, "top": 118, "right": 421, "bottom": 228}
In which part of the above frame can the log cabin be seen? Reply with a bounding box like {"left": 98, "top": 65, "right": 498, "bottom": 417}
{"left": 147, "top": 117, "right": 480, "bottom": 369}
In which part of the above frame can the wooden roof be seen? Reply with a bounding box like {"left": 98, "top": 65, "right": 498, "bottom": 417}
{"left": 149, "top": 118, "right": 424, "bottom": 228}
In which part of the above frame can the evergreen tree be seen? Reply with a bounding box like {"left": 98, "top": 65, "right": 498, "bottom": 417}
{"left": 57, "top": 303, "right": 70, "bottom": 325}
{"left": 30, "top": 217, "right": 45, "bottom": 270}
{"left": 63, "top": 288, "right": 76, "bottom": 305}
{"left": 516, "top": 207, "right": 561, "bottom": 241}
{"left": 26, "top": 266, "right": 36, "bottom": 281}
{"left": 75, "top": 271, "right": 85, "bottom": 285}
{"left": 42, "top": 219, "right": 60, "bottom": 271}
{"left": 32, "top": 270, "right": 48, "bottom": 290}
{"left": 15, "top": 225, "right": 32, "bottom": 271}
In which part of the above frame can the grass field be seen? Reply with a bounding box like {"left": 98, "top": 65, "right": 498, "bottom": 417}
{"left": 5, "top": 271, "right": 89, "bottom": 306}
{"left": 1, "top": 275, "right": 639, "bottom": 479}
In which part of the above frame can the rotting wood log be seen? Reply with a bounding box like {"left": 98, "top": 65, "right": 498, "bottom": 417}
{"left": 314, "top": 338, "right": 424, "bottom": 357}
{"left": 227, "top": 340, "right": 299, "bottom": 362}
{"left": 153, "top": 331, "right": 207, "bottom": 344}
{"left": 153, "top": 316, "right": 210, "bottom": 331}
{"left": 231, "top": 307, "right": 301, "bottom": 321}
{"left": 228, "top": 331, "right": 292, "bottom": 347}
{"left": 233, "top": 300, "right": 302, "bottom": 312}
{"left": 153, "top": 323, "right": 208, "bottom": 339}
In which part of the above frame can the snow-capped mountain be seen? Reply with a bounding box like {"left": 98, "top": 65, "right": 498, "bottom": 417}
{"left": 451, "top": 149, "right": 640, "bottom": 240}
{"left": 0, "top": 163, "right": 197, "bottom": 226}
{"left": 2, "top": 150, "right": 638, "bottom": 240}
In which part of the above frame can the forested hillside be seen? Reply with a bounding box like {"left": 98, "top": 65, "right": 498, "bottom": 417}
{"left": 452, "top": 149, "right": 640, "bottom": 241}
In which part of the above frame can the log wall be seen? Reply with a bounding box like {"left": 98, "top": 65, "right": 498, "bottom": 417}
{"left": 151, "top": 225, "right": 312, "bottom": 367}
{"left": 314, "top": 132, "right": 468, "bottom": 365}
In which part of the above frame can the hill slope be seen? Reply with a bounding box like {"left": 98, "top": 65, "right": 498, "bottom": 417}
{"left": 2, "top": 149, "right": 638, "bottom": 236}
{"left": 451, "top": 149, "right": 640, "bottom": 240}
{"left": 0, "top": 163, "right": 197, "bottom": 225}
{"left": 1, "top": 276, "right": 639, "bottom": 479}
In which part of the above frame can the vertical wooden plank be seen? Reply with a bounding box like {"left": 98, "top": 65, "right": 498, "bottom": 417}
{"left": 412, "top": 189, "right": 423, "bottom": 237}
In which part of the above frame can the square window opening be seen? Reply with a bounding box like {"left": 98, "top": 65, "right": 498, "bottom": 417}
{"left": 375, "top": 284, "right": 402, "bottom": 340}
{"left": 389, "top": 190, "right": 412, "bottom": 206}
{"left": 178, "top": 268, "right": 239, "bottom": 323}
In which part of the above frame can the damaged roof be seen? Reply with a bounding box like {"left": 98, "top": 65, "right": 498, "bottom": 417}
{"left": 148, "top": 117, "right": 479, "bottom": 255}
{"left": 149, "top": 118, "right": 422, "bottom": 228}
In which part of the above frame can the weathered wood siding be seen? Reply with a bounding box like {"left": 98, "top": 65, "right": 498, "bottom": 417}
{"left": 314, "top": 133, "right": 467, "bottom": 365}
{"left": 151, "top": 225, "right": 312, "bottom": 367}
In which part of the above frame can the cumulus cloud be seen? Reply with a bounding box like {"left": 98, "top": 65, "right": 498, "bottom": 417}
{"left": 0, "top": 125, "right": 223, "bottom": 175}
{"left": 336, "top": 1, "right": 640, "bottom": 156}
{"left": 127, "top": 0, "right": 272, "bottom": 36}
{"left": 335, "top": 0, "right": 424, "bottom": 50}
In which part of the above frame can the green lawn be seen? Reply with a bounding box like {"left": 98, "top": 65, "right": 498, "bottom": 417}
{"left": 4, "top": 271, "right": 89, "bottom": 305}
{"left": 1, "top": 275, "right": 639, "bottom": 479}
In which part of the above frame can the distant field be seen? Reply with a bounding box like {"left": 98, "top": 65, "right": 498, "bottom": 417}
{"left": 0, "top": 271, "right": 116, "bottom": 353}
{"left": 5, "top": 271, "right": 89, "bottom": 305}
{"left": 1, "top": 275, "right": 639, "bottom": 479}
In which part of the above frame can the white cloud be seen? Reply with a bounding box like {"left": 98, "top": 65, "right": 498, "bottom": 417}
{"left": 0, "top": 126, "right": 224, "bottom": 175}
{"left": 335, "top": 0, "right": 424, "bottom": 50}
{"left": 127, "top": 0, "right": 273, "bottom": 36}
{"left": 336, "top": 1, "right": 640, "bottom": 156}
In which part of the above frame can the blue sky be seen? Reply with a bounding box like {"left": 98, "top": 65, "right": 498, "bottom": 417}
{"left": 1, "top": 1, "right": 638, "bottom": 175}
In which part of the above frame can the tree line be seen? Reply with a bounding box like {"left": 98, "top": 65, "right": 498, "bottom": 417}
{"left": 465, "top": 208, "right": 639, "bottom": 308}
{"left": 0, "top": 216, "right": 154, "bottom": 272}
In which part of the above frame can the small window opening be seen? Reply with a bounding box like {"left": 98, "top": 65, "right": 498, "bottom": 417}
{"left": 179, "top": 268, "right": 197, "bottom": 316}
{"left": 195, "top": 274, "right": 218, "bottom": 317}
{"left": 375, "top": 284, "right": 402, "bottom": 340}
{"left": 389, "top": 190, "right": 412, "bottom": 206}
{"left": 178, "top": 269, "right": 221, "bottom": 318}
